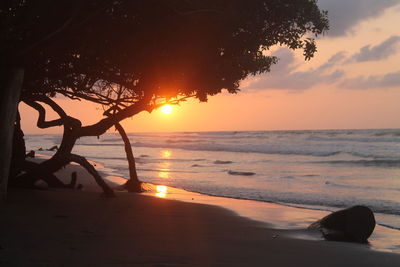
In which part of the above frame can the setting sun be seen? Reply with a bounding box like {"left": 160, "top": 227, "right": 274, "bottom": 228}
{"left": 161, "top": 104, "right": 172, "bottom": 114}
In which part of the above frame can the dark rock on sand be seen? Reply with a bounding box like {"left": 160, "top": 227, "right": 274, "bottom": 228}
{"left": 191, "top": 164, "right": 204, "bottom": 167}
{"left": 26, "top": 150, "right": 35, "bottom": 158}
{"left": 47, "top": 145, "right": 59, "bottom": 151}
{"left": 228, "top": 170, "right": 255, "bottom": 176}
{"left": 214, "top": 160, "right": 233, "bottom": 164}
{"left": 309, "top": 205, "right": 375, "bottom": 243}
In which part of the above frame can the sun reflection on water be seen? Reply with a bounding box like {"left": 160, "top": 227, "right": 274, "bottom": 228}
{"left": 159, "top": 152, "right": 171, "bottom": 179}
{"left": 161, "top": 150, "right": 172, "bottom": 158}
{"left": 158, "top": 171, "right": 170, "bottom": 179}
{"left": 156, "top": 185, "right": 168, "bottom": 198}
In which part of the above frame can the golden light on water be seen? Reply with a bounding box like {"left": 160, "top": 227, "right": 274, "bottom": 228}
{"left": 158, "top": 172, "right": 170, "bottom": 179}
{"left": 161, "top": 150, "right": 172, "bottom": 158}
{"left": 157, "top": 185, "right": 167, "bottom": 193}
{"left": 161, "top": 104, "right": 172, "bottom": 114}
{"left": 156, "top": 185, "right": 168, "bottom": 198}
{"left": 158, "top": 155, "right": 171, "bottom": 179}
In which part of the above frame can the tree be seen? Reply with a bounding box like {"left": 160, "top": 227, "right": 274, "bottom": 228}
{"left": 0, "top": 0, "right": 119, "bottom": 199}
{"left": 5, "top": 0, "right": 329, "bottom": 197}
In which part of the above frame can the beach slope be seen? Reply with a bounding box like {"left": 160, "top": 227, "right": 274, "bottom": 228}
{"left": 1, "top": 165, "right": 399, "bottom": 266}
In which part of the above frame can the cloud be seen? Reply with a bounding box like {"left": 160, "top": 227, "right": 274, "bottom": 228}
{"left": 339, "top": 71, "right": 400, "bottom": 89}
{"left": 245, "top": 48, "right": 345, "bottom": 90}
{"left": 317, "top": 0, "right": 400, "bottom": 37}
{"left": 347, "top": 36, "right": 400, "bottom": 62}
{"left": 245, "top": 44, "right": 400, "bottom": 91}
{"left": 318, "top": 51, "right": 347, "bottom": 71}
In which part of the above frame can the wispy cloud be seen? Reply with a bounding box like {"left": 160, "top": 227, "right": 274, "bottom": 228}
{"left": 347, "top": 35, "right": 400, "bottom": 63}
{"left": 339, "top": 71, "right": 400, "bottom": 89}
{"left": 318, "top": 0, "right": 400, "bottom": 37}
{"left": 245, "top": 43, "right": 400, "bottom": 91}
{"left": 245, "top": 48, "right": 345, "bottom": 90}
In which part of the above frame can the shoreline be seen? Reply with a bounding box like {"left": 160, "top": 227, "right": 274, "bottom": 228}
{"left": 1, "top": 163, "right": 400, "bottom": 266}
{"left": 107, "top": 174, "right": 400, "bottom": 254}
{"left": 23, "top": 156, "right": 400, "bottom": 254}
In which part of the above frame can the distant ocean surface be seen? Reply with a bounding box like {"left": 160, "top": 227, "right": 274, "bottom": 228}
{"left": 26, "top": 129, "right": 400, "bottom": 231}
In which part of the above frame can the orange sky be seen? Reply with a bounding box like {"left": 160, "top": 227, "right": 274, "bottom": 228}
{"left": 20, "top": 1, "right": 400, "bottom": 134}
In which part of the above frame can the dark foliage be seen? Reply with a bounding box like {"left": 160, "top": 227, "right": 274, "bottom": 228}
{"left": 2, "top": 0, "right": 328, "bottom": 195}
{"left": 15, "top": 0, "right": 328, "bottom": 104}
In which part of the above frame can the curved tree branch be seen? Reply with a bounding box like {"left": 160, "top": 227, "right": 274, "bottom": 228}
{"left": 69, "top": 153, "right": 115, "bottom": 197}
{"left": 79, "top": 93, "right": 193, "bottom": 138}
{"left": 23, "top": 100, "right": 63, "bottom": 129}
{"left": 21, "top": 92, "right": 188, "bottom": 195}
{"left": 114, "top": 122, "right": 142, "bottom": 192}
{"left": 11, "top": 160, "right": 74, "bottom": 189}
{"left": 78, "top": 96, "right": 152, "bottom": 137}
{"left": 28, "top": 95, "right": 68, "bottom": 119}
{"left": 20, "top": 96, "right": 116, "bottom": 196}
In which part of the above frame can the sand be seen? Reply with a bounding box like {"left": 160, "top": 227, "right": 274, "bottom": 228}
{"left": 1, "top": 163, "right": 400, "bottom": 266}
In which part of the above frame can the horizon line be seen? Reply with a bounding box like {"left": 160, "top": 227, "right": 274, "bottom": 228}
{"left": 24, "top": 127, "right": 400, "bottom": 135}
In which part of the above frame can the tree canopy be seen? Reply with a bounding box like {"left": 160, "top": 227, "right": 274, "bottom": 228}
{"left": 22, "top": 0, "right": 328, "bottom": 104}
{"left": 2, "top": 0, "right": 329, "bottom": 197}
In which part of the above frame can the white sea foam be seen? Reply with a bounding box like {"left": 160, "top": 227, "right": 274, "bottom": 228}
{"left": 26, "top": 129, "right": 400, "bottom": 231}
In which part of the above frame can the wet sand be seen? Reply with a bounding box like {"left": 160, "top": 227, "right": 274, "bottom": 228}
{"left": 1, "top": 163, "right": 400, "bottom": 266}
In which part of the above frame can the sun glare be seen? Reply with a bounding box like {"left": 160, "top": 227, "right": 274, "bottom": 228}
{"left": 161, "top": 150, "right": 172, "bottom": 158}
{"left": 156, "top": 185, "right": 168, "bottom": 198}
{"left": 161, "top": 104, "right": 172, "bottom": 114}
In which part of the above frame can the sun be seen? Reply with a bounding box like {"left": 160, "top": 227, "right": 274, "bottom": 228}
{"left": 161, "top": 104, "right": 172, "bottom": 114}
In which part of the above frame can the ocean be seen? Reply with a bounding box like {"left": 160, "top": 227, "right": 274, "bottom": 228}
{"left": 25, "top": 129, "right": 400, "bottom": 250}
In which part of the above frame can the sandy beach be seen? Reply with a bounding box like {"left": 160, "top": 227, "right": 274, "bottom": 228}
{"left": 1, "top": 163, "right": 400, "bottom": 266}
{"left": 4, "top": 1, "right": 400, "bottom": 265}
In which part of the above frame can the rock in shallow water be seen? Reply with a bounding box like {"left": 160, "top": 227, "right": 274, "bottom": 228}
{"left": 309, "top": 205, "right": 376, "bottom": 243}
{"left": 214, "top": 160, "right": 233, "bottom": 164}
{"left": 227, "top": 170, "right": 255, "bottom": 176}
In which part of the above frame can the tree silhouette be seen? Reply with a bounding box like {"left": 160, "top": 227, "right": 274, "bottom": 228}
{"left": 1, "top": 0, "right": 122, "bottom": 198}
{"left": 2, "top": 0, "right": 329, "bottom": 197}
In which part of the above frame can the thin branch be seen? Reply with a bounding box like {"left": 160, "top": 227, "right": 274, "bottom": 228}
{"left": 56, "top": 90, "right": 110, "bottom": 105}
{"left": 69, "top": 153, "right": 115, "bottom": 197}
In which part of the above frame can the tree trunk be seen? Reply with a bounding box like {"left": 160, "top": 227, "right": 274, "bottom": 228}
{"left": 12, "top": 160, "right": 75, "bottom": 188}
{"left": 0, "top": 68, "right": 24, "bottom": 200}
{"left": 18, "top": 97, "right": 115, "bottom": 197}
{"left": 114, "top": 123, "right": 142, "bottom": 192}
{"left": 9, "top": 110, "right": 26, "bottom": 182}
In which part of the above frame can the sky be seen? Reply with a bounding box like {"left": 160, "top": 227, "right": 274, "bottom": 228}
{"left": 20, "top": 0, "right": 400, "bottom": 134}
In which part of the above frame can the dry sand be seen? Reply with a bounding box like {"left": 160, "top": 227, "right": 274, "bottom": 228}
{"left": 1, "top": 163, "right": 400, "bottom": 266}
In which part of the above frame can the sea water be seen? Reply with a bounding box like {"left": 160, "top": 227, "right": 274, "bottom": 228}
{"left": 25, "top": 129, "right": 400, "bottom": 237}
